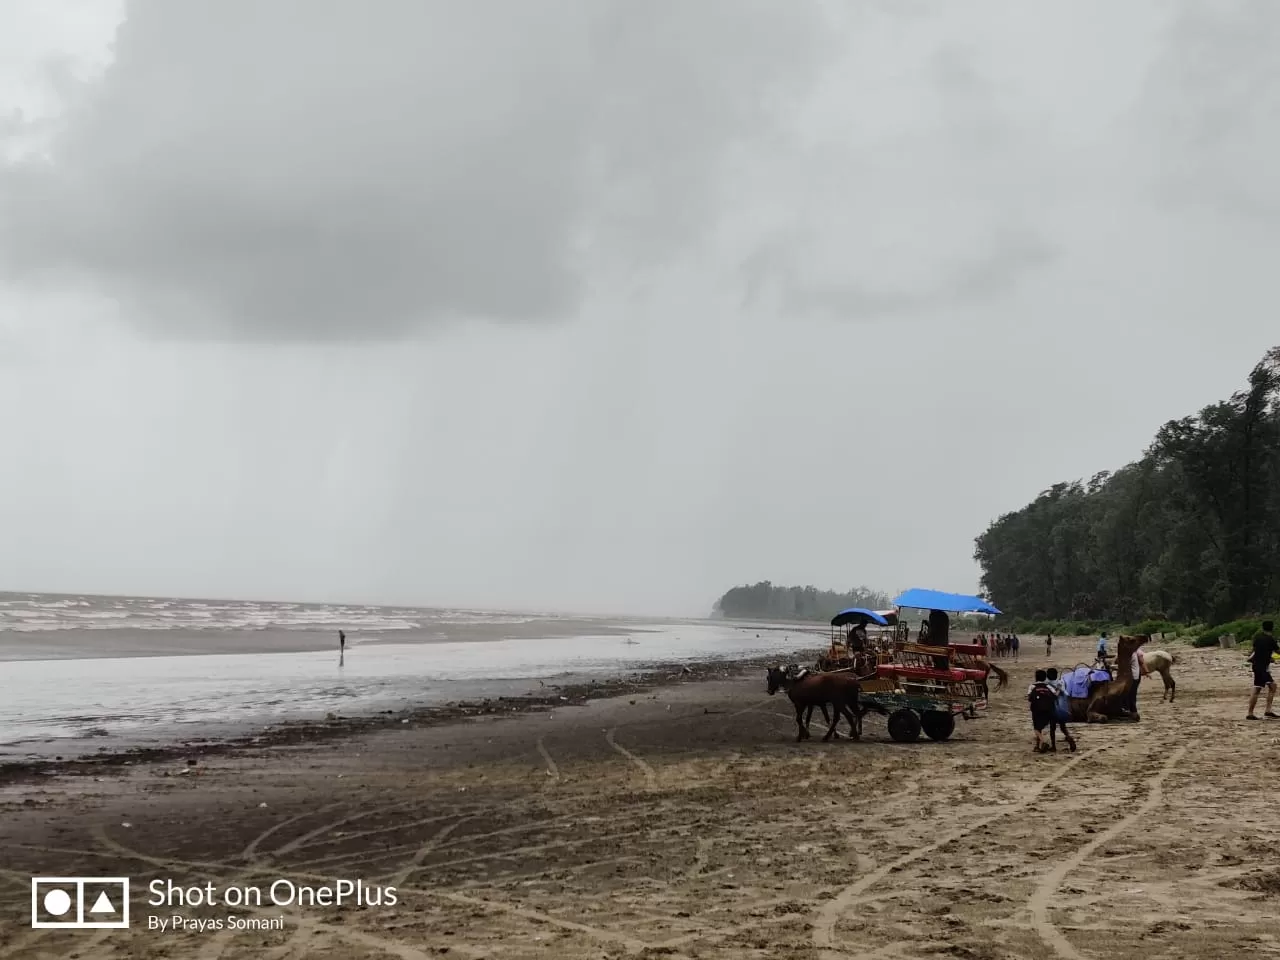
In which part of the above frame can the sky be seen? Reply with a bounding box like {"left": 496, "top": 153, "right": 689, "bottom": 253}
{"left": 1, "top": 0, "right": 1278, "bottom": 617}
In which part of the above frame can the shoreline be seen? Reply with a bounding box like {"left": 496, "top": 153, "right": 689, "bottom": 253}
{"left": 0, "top": 647, "right": 821, "bottom": 787}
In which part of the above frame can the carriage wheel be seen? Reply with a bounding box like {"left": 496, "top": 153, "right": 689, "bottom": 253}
{"left": 887, "top": 708, "right": 922, "bottom": 743}
{"left": 920, "top": 710, "right": 956, "bottom": 742}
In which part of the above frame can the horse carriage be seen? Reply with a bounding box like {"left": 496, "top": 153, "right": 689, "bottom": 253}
{"left": 817, "top": 606, "right": 903, "bottom": 674}
{"left": 778, "top": 588, "right": 1005, "bottom": 743}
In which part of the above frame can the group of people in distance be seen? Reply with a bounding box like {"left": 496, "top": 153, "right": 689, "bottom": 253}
{"left": 975, "top": 632, "right": 1019, "bottom": 659}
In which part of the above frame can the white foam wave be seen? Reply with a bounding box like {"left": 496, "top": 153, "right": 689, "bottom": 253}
{"left": 0, "top": 592, "right": 562, "bottom": 633}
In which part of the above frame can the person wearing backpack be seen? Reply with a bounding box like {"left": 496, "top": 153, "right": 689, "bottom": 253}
{"left": 1028, "top": 669, "right": 1061, "bottom": 753}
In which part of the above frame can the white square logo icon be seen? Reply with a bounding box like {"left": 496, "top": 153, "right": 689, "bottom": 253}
{"left": 30, "top": 877, "right": 130, "bottom": 929}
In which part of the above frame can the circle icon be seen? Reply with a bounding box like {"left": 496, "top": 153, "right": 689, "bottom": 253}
{"left": 43, "top": 889, "right": 73, "bottom": 917}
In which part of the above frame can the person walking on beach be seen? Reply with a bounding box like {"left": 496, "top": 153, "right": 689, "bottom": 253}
{"left": 339, "top": 629, "right": 346, "bottom": 665}
{"left": 1044, "top": 666, "right": 1076, "bottom": 752}
{"left": 1247, "top": 620, "right": 1278, "bottom": 720}
{"left": 1028, "top": 669, "right": 1060, "bottom": 752}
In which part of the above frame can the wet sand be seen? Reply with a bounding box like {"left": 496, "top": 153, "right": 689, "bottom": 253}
{"left": 2, "top": 636, "right": 1276, "bottom": 959}
{"left": 0, "top": 657, "right": 781, "bottom": 783}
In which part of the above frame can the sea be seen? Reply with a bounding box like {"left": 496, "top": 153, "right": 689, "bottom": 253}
{"left": 0, "top": 592, "right": 822, "bottom": 761}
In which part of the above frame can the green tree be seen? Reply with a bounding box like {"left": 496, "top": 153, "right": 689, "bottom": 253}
{"left": 974, "top": 346, "right": 1280, "bottom": 624}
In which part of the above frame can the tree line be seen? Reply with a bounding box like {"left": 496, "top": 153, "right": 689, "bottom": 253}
{"left": 712, "top": 581, "right": 892, "bottom": 622}
{"left": 974, "top": 346, "right": 1280, "bottom": 627}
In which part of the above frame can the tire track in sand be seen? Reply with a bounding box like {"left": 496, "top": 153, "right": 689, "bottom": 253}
{"left": 267, "top": 798, "right": 445, "bottom": 860}
{"left": 605, "top": 727, "right": 657, "bottom": 792}
{"left": 1027, "top": 746, "right": 1186, "bottom": 960}
{"left": 436, "top": 891, "right": 650, "bottom": 952}
{"left": 811, "top": 738, "right": 1129, "bottom": 960}
{"left": 385, "top": 816, "right": 474, "bottom": 887}
{"left": 686, "top": 838, "right": 711, "bottom": 878}
{"left": 242, "top": 801, "right": 345, "bottom": 864}
{"left": 536, "top": 737, "right": 560, "bottom": 788}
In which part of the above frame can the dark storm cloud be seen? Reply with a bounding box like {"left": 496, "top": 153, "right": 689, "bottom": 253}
{"left": 0, "top": 0, "right": 835, "bottom": 341}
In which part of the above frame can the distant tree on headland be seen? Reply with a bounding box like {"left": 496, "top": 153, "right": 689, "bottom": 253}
{"left": 974, "top": 346, "right": 1280, "bottom": 626}
{"left": 712, "top": 581, "right": 892, "bottom": 621}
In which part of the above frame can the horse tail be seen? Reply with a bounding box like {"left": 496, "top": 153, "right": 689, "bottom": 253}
{"left": 987, "top": 663, "right": 1008, "bottom": 690}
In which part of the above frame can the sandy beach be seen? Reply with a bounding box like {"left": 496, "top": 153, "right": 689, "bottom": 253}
{"left": 1, "top": 634, "right": 1276, "bottom": 959}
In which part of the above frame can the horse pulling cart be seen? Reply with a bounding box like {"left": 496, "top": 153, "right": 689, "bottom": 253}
{"left": 814, "top": 589, "right": 1003, "bottom": 743}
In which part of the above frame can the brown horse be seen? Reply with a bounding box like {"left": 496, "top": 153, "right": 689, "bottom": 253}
{"left": 784, "top": 664, "right": 862, "bottom": 731}
{"left": 766, "top": 666, "right": 861, "bottom": 741}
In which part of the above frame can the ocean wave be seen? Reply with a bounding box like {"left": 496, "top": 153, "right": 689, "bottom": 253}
{"left": 0, "top": 592, "right": 558, "bottom": 633}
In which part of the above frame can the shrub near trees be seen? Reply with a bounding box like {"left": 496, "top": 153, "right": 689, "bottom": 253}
{"left": 974, "top": 347, "right": 1280, "bottom": 630}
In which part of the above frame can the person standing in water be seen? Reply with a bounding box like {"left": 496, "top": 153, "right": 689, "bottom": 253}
{"left": 339, "top": 629, "right": 346, "bottom": 665}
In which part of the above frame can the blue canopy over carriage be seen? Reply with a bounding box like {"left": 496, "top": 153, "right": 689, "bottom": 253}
{"left": 830, "top": 607, "right": 892, "bottom": 628}
{"left": 894, "top": 588, "right": 1001, "bottom": 643}
{"left": 819, "top": 608, "right": 894, "bottom": 673}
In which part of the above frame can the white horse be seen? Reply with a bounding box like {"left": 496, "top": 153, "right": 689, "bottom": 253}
{"left": 1142, "top": 650, "right": 1178, "bottom": 701}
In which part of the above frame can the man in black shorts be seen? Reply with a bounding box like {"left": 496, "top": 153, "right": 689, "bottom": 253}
{"left": 1028, "top": 669, "right": 1061, "bottom": 752}
{"left": 1247, "top": 620, "right": 1278, "bottom": 720}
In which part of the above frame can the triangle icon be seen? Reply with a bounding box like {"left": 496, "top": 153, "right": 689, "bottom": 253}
{"left": 90, "top": 891, "right": 116, "bottom": 914}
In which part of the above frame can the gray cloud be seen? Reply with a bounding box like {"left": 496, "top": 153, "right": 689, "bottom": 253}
{"left": 0, "top": 0, "right": 834, "bottom": 341}
{"left": 1135, "top": 0, "right": 1280, "bottom": 223}
{"left": 752, "top": 227, "right": 1057, "bottom": 321}
{"left": 6, "top": 0, "right": 1280, "bottom": 616}
{"left": 733, "top": 28, "right": 1062, "bottom": 321}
